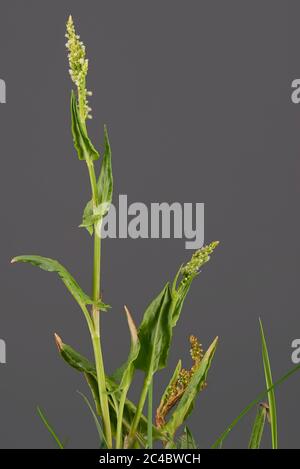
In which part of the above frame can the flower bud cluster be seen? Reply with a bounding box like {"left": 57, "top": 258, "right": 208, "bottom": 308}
{"left": 66, "top": 15, "right": 92, "bottom": 120}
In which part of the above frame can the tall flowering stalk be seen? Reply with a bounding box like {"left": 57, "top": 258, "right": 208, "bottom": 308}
{"left": 66, "top": 15, "right": 112, "bottom": 447}
{"left": 12, "top": 16, "right": 221, "bottom": 449}
{"left": 66, "top": 16, "right": 112, "bottom": 448}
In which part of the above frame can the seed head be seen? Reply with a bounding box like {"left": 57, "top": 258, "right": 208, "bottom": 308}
{"left": 155, "top": 334, "right": 207, "bottom": 428}
{"left": 180, "top": 241, "right": 219, "bottom": 279}
{"left": 190, "top": 335, "right": 204, "bottom": 369}
{"left": 65, "top": 15, "right": 92, "bottom": 120}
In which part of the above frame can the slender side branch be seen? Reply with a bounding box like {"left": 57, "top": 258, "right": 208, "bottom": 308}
{"left": 128, "top": 371, "right": 153, "bottom": 447}
{"left": 147, "top": 379, "right": 153, "bottom": 448}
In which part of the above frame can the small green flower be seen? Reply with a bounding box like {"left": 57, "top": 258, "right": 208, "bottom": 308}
{"left": 190, "top": 335, "right": 204, "bottom": 370}
{"left": 180, "top": 241, "right": 219, "bottom": 279}
{"left": 65, "top": 15, "right": 92, "bottom": 120}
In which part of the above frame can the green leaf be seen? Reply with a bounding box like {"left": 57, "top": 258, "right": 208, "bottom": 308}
{"left": 171, "top": 277, "right": 194, "bottom": 327}
{"left": 55, "top": 336, "right": 165, "bottom": 444}
{"left": 81, "top": 125, "right": 113, "bottom": 234}
{"left": 115, "top": 243, "right": 219, "bottom": 382}
{"left": 259, "top": 319, "right": 278, "bottom": 449}
{"left": 177, "top": 426, "right": 198, "bottom": 449}
{"left": 80, "top": 200, "right": 94, "bottom": 235}
{"left": 84, "top": 371, "right": 101, "bottom": 416}
{"left": 211, "top": 364, "right": 300, "bottom": 449}
{"left": 160, "top": 360, "right": 182, "bottom": 408}
{"left": 97, "top": 125, "right": 113, "bottom": 212}
{"left": 55, "top": 334, "right": 96, "bottom": 375}
{"left": 119, "top": 306, "right": 140, "bottom": 390}
{"left": 165, "top": 336, "right": 218, "bottom": 436}
{"left": 134, "top": 284, "right": 173, "bottom": 374}
{"left": 248, "top": 403, "right": 269, "bottom": 449}
{"left": 77, "top": 391, "right": 107, "bottom": 448}
{"left": 11, "top": 255, "right": 109, "bottom": 310}
{"left": 71, "top": 90, "right": 99, "bottom": 161}
{"left": 37, "top": 407, "right": 64, "bottom": 449}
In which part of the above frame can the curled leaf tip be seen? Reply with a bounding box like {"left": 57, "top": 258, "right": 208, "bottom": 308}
{"left": 124, "top": 305, "right": 138, "bottom": 345}
{"left": 54, "top": 333, "right": 63, "bottom": 352}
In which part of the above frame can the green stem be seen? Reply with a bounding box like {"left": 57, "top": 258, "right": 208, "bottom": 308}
{"left": 116, "top": 388, "right": 128, "bottom": 449}
{"left": 147, "top": 379, "right": 153, "bottom": 449}
{"left": 77, "top": 92, "right": 112, "bottom": 446}
{"left": 91, "top": 218, "right": 112, "bottom": 447}
{"left": 92, "top": 332, "right": 112, "bottom": 448}
{"left": 92, "top": 233, "right": 101, "bottom": 333}
{"left": 85, "top": 149, "right": 112, "bottom": 447}
{"left": 128, "top": 372, "right": 152, "bottom": 447}
{"left": 86, "top": 160, "right": 98, "bottom": 206}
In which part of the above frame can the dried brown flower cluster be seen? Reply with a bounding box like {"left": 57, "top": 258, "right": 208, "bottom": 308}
{"left": 156, "top": 335, "right": 206, "bottom": 428}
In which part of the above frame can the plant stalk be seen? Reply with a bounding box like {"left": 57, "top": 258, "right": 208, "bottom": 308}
{"left": 92, "top": 233, "right": 101, "bottom": 333}
{"left": 147, "top": 379, "right": 153, "bottom": 448}
{"left": 91, "top": 331, "right": 112, "bottom": 448}
{"left": 116, "top": 388, "right": 128, "bottom": 449}
{"left": 92, "top": 229, "right": 112, "bottom": 447}
{"left": 85, "top": 155, "right": 112, "bottom": 447}
{"left": 128, "top": 372, "right": 153, "bottom": 447}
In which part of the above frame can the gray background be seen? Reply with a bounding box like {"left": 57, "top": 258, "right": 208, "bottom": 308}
{"left": 0, "top": 0, "right": 299, "bottom": 449}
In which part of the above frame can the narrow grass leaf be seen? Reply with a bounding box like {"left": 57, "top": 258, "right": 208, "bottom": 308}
{"left": 259, "top": 319, "right": 277, "bottom": 449}
{"left": 211, "top": 364, "right": 300, "bottom": 448}
{"left": 37, "top": 407, "right": 64, "bottom": 449}
{"left": 77, "top": 391, "right": 107, "bottom": 448}
{"left": 248, "top": 403, "right": 269, "bottom": 449}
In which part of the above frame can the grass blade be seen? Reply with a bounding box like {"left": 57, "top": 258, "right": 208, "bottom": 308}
{"left": 248, "top": 403, "right": 269, "bottom": 449}
{"left": 259, "top": 319, "right": 278, "bottom": 449}
{"left": 37, "top": 406, "right": 64, "bottom": 449}
{"left": 77, "top": 391, "right": 107, "bottom": 448}
{"left": 211, "top": 363, "right": 300, "bottom": 448}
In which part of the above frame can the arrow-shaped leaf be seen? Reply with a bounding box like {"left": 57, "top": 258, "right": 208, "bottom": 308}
{"left": 11, "top": 255, "right": 109, "bottom": 310}
{"left": 54, "top": 335, "right": 164, "bottom": 444}
{"left": 134, "top": 284, "right": 173, "bottom": 374}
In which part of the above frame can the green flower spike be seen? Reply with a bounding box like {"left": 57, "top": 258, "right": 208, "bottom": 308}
{"left": 180, "top": 241, "right": 220, "bottom": 280}
{"left": 65, "top": 15, "right": 92, "bottom": 121}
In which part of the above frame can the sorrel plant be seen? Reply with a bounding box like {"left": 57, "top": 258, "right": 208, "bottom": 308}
{"left": 11, "top": 16, "right": 300, "bottom": 449}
